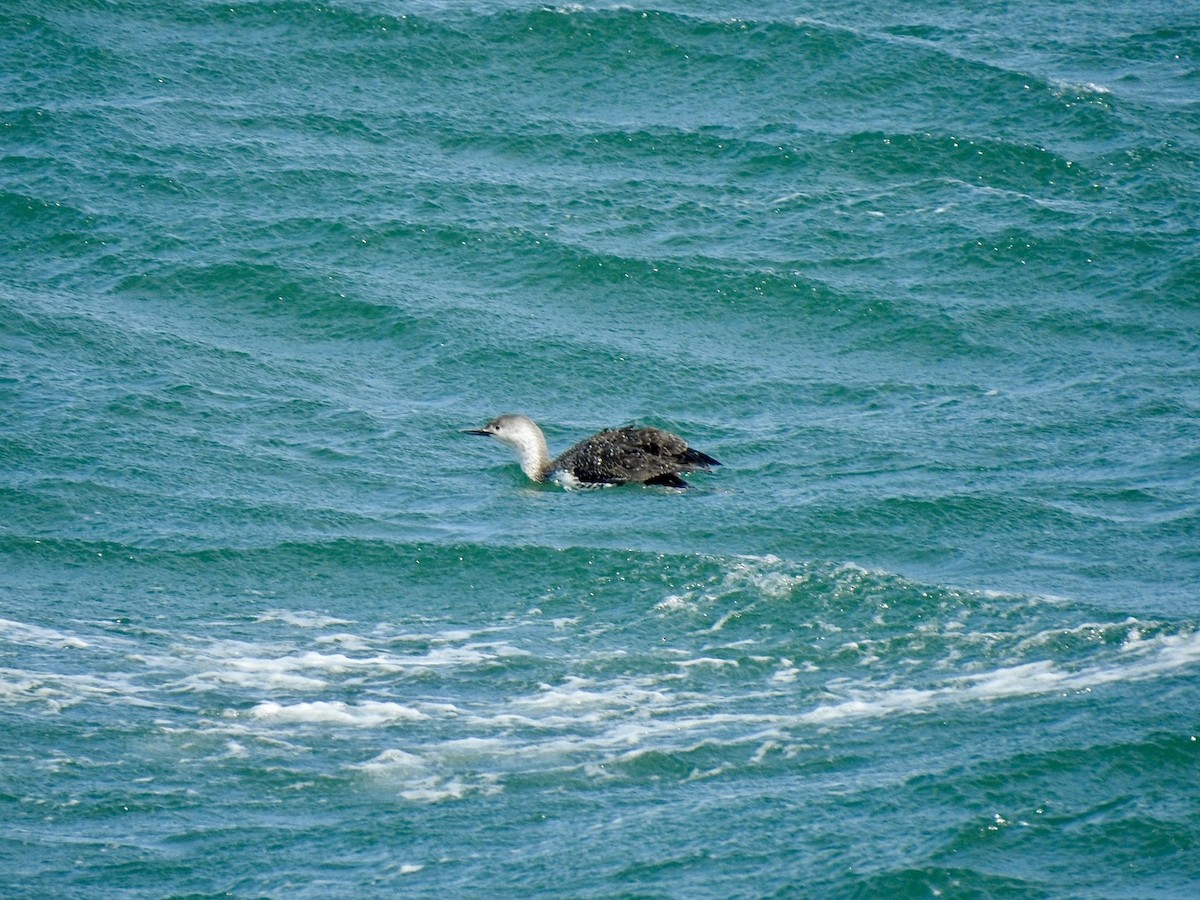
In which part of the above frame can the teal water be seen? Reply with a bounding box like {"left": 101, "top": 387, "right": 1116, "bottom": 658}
{"left": 3, "top": 1, "right": 1199, "bottom": 896}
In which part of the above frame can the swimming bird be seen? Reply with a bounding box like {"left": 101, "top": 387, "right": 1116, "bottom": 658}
{"left": 463, "top": 414, "right": 721, "bottom": 489}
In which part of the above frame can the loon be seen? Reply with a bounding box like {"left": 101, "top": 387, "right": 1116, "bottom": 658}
{"left": 463, "top": 414, "right": 721, "bottom": 489}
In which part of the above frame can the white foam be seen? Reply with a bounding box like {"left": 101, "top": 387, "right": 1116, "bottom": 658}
{"left": 708, "top": 609, "right": 743, "bottom": 632}
{"left": 772, "top": 658, "right": 800, "bottom": 683}
{"left": 179, "top": 640, "right": 531, "bottom": 692}
{"left": 256, "top": 610, "right": 354, "bottom": 629}
{"left": 801, "top": 686, "right": 940, "bottom": 724}
{"left": 800, "top": 627, "right": 1200, "bottom": 725}
{"left": 0, "top": 667, "right": 150, "bottom": 712}
{"left": 26, "top": 578, "right": 1188, "bottom": 799}
{"left": 353, "top": 749, "right": 502, "bottom": 803}
{"left": 512, "top": 677, "right": 673, "bottom": 715}
{"left": 356, "top": 748, "right": 427, "bottom": 772}
{"left": 1051, "top": 78, "right": 1113, "bottom": 96}
{"left": 1012, "top": 619, "right": 1127, "bottom": 653}
{"left": 433, "top": 630, "right": 477, "bottom": 643}
{"left": 0, "top": 618, "right": 90, "bottom": 649}
{"left": 655, "top": 595, "right": 690, "bottom": 611}
{"left": 182, "top": 665, "right": 329, "bottom": 692}
{"left": 315, "top": 633, "right": 373, "bottom": 651}
{"left": 1112, "top": 628, "right": 1200, "bottom": 680}
{"left": 249, "top": 700, "right": 428, "bottom": 727}
{"left": 273, "top": 619, "right": 1188, "bottom": 783}
{"left": 431, "top": 736, "right": 515, "bottom": 760}
{"left": 676, "top": 657, "right": 739, "bottom": 669}
{"left": 397, "top": 777, "right": 474, "bottom": 803}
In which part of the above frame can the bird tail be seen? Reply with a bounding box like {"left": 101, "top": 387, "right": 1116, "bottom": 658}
{"left": 681, "top": 448, "right": 721, "bottom": 468}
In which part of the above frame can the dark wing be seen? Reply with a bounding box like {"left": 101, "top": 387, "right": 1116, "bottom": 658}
{"left": 555, "top": 426, "right": 719, "bottom": 486}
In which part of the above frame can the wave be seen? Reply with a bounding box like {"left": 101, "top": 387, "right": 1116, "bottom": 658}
{"left": 4, "top": 545, "right": 1193, "bottom": 746}
{"left": 3, "top": 533, "right": 1196, "bottom": 897}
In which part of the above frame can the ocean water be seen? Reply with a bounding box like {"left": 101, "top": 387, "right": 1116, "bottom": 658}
{"left": 2, "top": 0, "right": 1199, "bottom": 895}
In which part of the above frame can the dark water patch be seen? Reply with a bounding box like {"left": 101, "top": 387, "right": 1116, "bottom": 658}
{"left": 1068, "top": 23, "right": 1200, "bottom": 106}
{"left": 835, "top": 130, "right": 1101, "bottom": 199}
{"left": 1153, "top": 250, "right": 1200, "bottom": 309}
{"left": 0, "top": 183, "right": 127, "bottom": 287}
{"left": 843, "top": 866, "right": 1047, "bottom": 899}
{"left": 1, "top": 537, "right": 1067, "bottom": 645}
{"left": 914, "top": 730, "right": 1200, "bottom": 895}
{"left": 113, "top": 255, "right": 449, "bottom": 351}
{"left": 0, "top": 9, "right": 135, "bottom": 101}
{"left": 0, "top": 189, "right": 96, "bottom": 243}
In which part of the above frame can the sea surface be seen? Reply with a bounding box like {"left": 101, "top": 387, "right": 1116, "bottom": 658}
{"left": 3, "top": 0, "right": 1199, "bottom": 896}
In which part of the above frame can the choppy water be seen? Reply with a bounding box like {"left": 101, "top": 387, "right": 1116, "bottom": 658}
{"left": 3, "top": 1, "right": 1199, "bottom": 896}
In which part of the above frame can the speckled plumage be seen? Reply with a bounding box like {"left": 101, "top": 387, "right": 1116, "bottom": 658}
{"left": 463, "top": 414, "right": 720, "bottom": 489}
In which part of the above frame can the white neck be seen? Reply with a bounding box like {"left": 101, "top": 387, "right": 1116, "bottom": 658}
{"left": 507, "top": 426, "right": 552, "bottom": 482}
